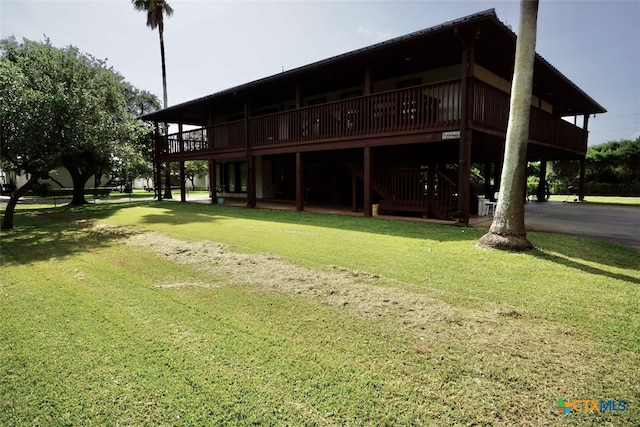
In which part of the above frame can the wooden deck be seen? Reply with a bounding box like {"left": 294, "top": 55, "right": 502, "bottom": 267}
{"left": 156, "top": 78, "right": 588, "bottom": 161}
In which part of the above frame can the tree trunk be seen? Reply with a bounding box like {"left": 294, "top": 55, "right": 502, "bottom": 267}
{"left": 63, "top": 163, "right": 92, "bottom": 205}
{"left": 163, "top": 162, "right": 173, "bottom": 199}
{"left": 478, "top": 0, "right": 538, "bottom": 251}
{"left": 45, "top": 174, "right": 65, "bottom": 189}
{"left": 158, "top": 22, "right": 168, "bottom": 111}
{"left": 1, "top": 174, "right": 41, "bottom": 230}
{"left": 158, "top": 23, "right": 173, "bottom": 200}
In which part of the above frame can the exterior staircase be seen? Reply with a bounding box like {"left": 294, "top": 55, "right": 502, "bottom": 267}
{"left": 341, "top": 155, "right": 456, "bottom": 220}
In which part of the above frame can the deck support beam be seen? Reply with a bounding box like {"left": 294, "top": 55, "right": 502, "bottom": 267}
{"left": 178, "top": 124, "right": 186, "bottom": 202}
{"left": 351, "top": 170, "right": 358, "bottom": 212}
{"left": 363, "top": 146, "right": 372, "bottom": 217}
{"left": 536, "top": 160, "right": 547, "bottom": 201}
{"left": 456, "top": 31, "right": 475, "bottom": 225}
{"left": 483, "top": 162, "right": 492, "bottom": 198}
{"left": 494, "top": 159, "right": 502, "bottom": 194}
{"left": 579, "top": 157, "right": 586, "bottom": 202}
{"left": 296, "top": 152, "right": 304, "bottom": 211}
{"left": 579, "top": 114, "right": 590, "bottom": 201}
{"left": 164, "top": 162, "right": 173, "bottom": 200}
{"left": 155, "top": 162, "right": 163, "bottom": 202}
{"left": 179, "top": 161, "right": 186, "bottom": 202}
{"left": 247, "top": 155, "right": 256, "bottom": 208}
{"left": 208, "top": 159, "right": 217, "bottom": 204}
{"left": 154, "top": 122, "right": 162, "bottom": 201}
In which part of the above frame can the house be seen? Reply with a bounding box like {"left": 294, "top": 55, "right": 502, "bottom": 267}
{"left": 141, "top": 9, "right": 605, "bottom": 224}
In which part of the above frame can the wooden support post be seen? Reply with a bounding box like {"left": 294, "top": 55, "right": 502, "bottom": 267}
{"left": 494, "top": 158, "right": 502, "bottom": 195}
{"left": 154, "top": 122, "right": 162, "bottom": 201}
{"left": 208, "top": 159, "right": 217, "bottom": 204}
{"left": 179, "top": 161, "right": 186, "bottom": 202}
{"left": 332, "top": 162, "right": 340, "bottom": 205}
{"left": 363, "top": 146, "right": 372, "bottom": 217}
{"left": 296, "top": 152, "right": 304, "bottom": 211}
{"left": 351, "top": 170, "right": 358, "bottom": 212}
{"left": 579, "top": 157, "right": 586, "bottom": 201}
{"left": 164, "top": 161, "right": 173, "bottom": 199}
{"left": 536, "top": 160, "right": 547, "bottom": 202}
{"left": 427, "top": 166, "right": 435, "bottom": 200}
{"left": 155, "top": 157, "right": 163, "bottom": 202}
{"left": 579, "top": 114, "right": 590, "bottom": 201}
{"left": 178, "top": 120, "right": 186, "bottom": 203}
{"left": 456, "top": 34, "right": 474, "bottom": 225}
{"left": 247, "top": 155, "right": 256, "bottom": 208}
{"left": 484, "top": 162, "right": 492, "bottom": 198}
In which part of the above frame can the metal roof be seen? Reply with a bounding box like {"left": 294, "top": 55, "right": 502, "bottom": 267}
{"left": 141, "top": 9, "right": 606, "bottom": 123}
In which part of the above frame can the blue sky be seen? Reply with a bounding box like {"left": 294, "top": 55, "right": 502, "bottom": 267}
{"left": 2, "top": 0, "right": 639, "bottom": 146}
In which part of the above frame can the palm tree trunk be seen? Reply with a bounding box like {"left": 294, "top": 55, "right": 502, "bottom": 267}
{"left": 158, "top": 21, "right": 168, "bottom": 110}
{"left": 478, "top": 0, "right": 538, "bottom": 251}
{"left": 158, "top": 22, "right": 173, "bottom": 199}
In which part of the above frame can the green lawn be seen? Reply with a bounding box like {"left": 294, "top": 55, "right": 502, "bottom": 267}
{"left": 1, "top": 201, "right": 638, "bottom": 426}
{"left": 549, "top": 194, "right": 640, "bottom": 206}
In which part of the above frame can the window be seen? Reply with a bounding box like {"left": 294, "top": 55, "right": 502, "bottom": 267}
{"left": 222, "top": 161, "right": 247, "bottom": 193}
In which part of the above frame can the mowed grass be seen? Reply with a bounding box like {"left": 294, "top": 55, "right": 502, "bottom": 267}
{"left": 549, "top": 194, "right": 640, "bottom": 206}
{"left": 1, "top": 201, "right": 639, "bottom": 426}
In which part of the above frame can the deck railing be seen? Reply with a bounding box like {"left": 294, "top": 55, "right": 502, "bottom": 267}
{"left": 378, "top": 166, "right": 456, "bottom": 219}
{"left": 471, "top": 79, "right": 587, "bottom": 153}
{"left": 529, "top": 107, "right": 587, "bottom": 153}
{"left": 157, "top": 78, "right": 587, "bottom": 157}
{"left": 157, "top": 80, "right": 462, "bottom": 156}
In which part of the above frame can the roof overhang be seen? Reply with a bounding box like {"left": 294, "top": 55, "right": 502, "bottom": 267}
{"left": 140, "top": 9, "right": 606, "bottom": 125}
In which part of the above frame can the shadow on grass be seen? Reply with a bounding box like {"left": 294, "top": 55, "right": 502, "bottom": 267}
{"left": 140, "top": 210, "right": 222, "bottom": 226}
{"left": 140, "top": 201, "right": 482, "bottom": 244}
{"left": 4, "top": 201, "right": 638, "bottom": 280}
{"left": 173, "top": 203, "right": 640, "bottom": 275}
{"left": 527, "top": 231, "right": 640, "bottom": 274}
{"left": 0, "top": 203, "right": 147, "bottom": 266}
{"left": 529, "top": 246, "right": 640, "bottom": 286}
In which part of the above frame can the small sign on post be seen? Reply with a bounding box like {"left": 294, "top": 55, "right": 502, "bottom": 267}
{"left": 442, "top": 131, "right": 461, "bottom": 140}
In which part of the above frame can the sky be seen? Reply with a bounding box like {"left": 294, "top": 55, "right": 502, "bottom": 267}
{"left": 1, "top": 0, "right": 639, "bottom": 146}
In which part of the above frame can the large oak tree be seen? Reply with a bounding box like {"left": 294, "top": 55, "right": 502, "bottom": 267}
{"left": 0, "top": 38, "right": 154, "bottom": 229}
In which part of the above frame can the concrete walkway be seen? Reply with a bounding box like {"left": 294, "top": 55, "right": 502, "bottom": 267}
{"left": 473, "top": 201, "right": 640, "bottom": 250}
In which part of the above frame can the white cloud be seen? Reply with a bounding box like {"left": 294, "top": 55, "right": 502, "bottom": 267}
{"left": 355, "top": 25, "right": 392, "bottom": 42}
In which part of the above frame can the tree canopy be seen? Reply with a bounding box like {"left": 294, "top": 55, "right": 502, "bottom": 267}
{"left": 586, "top": 137, "right": 640, "bottom": 184}
{"left": 547, "top": 137, "right": 640, "bottom": 195}
{"left": 0, "top": 37, "right": 158, "bottom": 229}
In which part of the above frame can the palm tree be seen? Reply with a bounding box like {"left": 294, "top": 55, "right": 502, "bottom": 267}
{"left": 478, "top": 0, "right": 539, "bottom": 251}
{"left": 132, "top": 0, "right": 173, "bottom": 109}
{"left": 132, "top": 0, "right": 174, "bottom": 199}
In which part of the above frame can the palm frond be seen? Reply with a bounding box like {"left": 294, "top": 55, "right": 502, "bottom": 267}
{"left": 131, "top": 0, "right": 173, "bottom": 30}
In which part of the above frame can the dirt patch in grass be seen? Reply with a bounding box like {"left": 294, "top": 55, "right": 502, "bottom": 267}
{"left": 92, "top": 223, "right": 628, "bottom": 424}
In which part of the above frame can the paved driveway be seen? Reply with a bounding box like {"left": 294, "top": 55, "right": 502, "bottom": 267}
{"left": 476, "top": 201, "right": 640, "bottom": 250}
